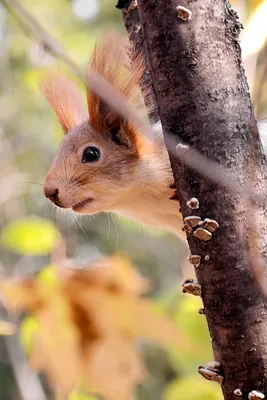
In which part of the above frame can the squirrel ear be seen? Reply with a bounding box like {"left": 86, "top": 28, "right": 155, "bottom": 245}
{"left": 39, "top": 70, "right": 87, "bottom": 134}
{"left": 107, "top": 122, "right": 139, "bottom": 151}
{"left": 86, "top": 32, "right": 144, "bottom": 134}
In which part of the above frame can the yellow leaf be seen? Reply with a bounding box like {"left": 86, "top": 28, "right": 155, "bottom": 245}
{"left": 88, "top": 255, "right": 150, "bottom": 295}
{"left": 38, "top": 264, "right": 57, "bottom": 286}
{"left": 0, "top": 279, "right": 42, "bottom": 312}
{"left": 0, "top": 255, "right": 187, "bottom": 399}
{"left": 30, "top": 308, "right": 80, "bottom": 395}
{"left": 0, "top": 217, "right": 59, "bottom": 255}
{"left": 20, "top": 316, "right": 39, "bottom": 354}
{"left": 75, "top": 287, "right": 187, "bottom": 348}
{"left": 83, "top": 335, "right": 146, "bottom": 400}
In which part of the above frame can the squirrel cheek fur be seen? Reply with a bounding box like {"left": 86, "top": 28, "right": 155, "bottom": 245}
{"left": 41, "top": 32, "right": 184, "bottom": 239}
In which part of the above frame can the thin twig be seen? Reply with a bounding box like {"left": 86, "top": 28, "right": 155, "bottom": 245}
{"left": 172, "top": 138, "right": 264, "bottom": 207}
{"left": 1, "top": 0, "right": 149, "bottom": 137}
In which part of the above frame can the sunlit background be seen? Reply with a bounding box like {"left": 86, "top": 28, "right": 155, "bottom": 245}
{"left": 0, "top": 0, "right": 266, "bottom": 399}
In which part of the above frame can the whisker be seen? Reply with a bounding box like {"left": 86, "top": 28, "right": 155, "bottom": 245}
{"left": 41, "top": 201, "right": 50, "bottom": 218}
{"left": 107, "top": 212, "right": 111, "bottom": 239}
{"left": 74, "top": 214, "right": 94, "bottom": 246}
{"left": 49, "top": 203, "right": 55, "bottom": 217}
{"left": 70, "top": 212, "right": 82, "bottom": 251}
{"left": 31, "top": 193, "right": 43, "bottom": 202}
{"left": 30, "top": 194, "right": 44, "bottom": 210}
{"left": 110, "top": 212, "right": 119, "bottom": 248}
{"left": 56, "top": 205, "right": 66, "bottom": 233}
{"left": 68, "top": 168, "right": 77, "bottom": 185}
{"left": 63, "top": 207, "right": 73, "bottom": 230}
{"left": 48, "top": 171, "right": 64, "bottom": 185}
{"left": 24, "top": 181, "right": 43, "bottom": 186}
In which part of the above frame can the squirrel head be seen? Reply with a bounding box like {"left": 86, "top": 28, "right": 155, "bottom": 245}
{"left": 41, "top": 33, "right": 157, "bottom": 216}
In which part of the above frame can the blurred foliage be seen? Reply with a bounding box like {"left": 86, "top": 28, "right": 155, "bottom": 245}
{"left": 20, "top": 315, "right": 39, "bottom": 354}
{"left": 2, "top": 256, "right": 185, "bottom": 400}
{"left": 0, "top": 216, "right": 59, "bottom": 255}
{"left": 168, "top": 295, "right": 213, "bottom": 374}
{"left": 163, "top": 375, "right": 222, "bottom": 400}
{"left": 62, "top": 392, "right": 96, "bottom": 400}
{"left": 0, "top": 0, "right": 266, "bottom": 399}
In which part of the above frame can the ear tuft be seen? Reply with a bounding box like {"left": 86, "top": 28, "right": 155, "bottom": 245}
{"left": 86, "top": 31, "right": 145, "bottom": 132}
{"left": 39, "top": 69, "right": 87, "bottom": 134}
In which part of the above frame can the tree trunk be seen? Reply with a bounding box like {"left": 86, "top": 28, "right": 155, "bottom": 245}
{"left": 137, "top": 0, "right": 267, "bottom": 399}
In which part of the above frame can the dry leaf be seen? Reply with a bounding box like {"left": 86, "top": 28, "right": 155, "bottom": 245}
{"left": 0, "top": 278, "right": 43, "bottom": 312}
{"left": 0, "top": 255, "right": 184, "bottom": 400}
{"left": 83, "top": 334, "right": 146, "bottom": 400}
{"left": 88, "top": 255, "right": 151, "bottom": 295}
{"left": 73, "top": 287, "right": 187, "bottom": 348}
{"left": 60, "top": 254, "right": 150, "bottom": 295}
{"left": 30, "top": 308, "right": 80, "bottom": 395}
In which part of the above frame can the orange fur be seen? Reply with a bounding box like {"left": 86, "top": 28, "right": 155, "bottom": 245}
{"left": 39, "top": 71, "right": 87, "bottom": 133}
{"left": 41, "top": 33, "right": 185, "bottom": 241}
{"left": 87, "top": 32, "right": 145, "bottom": 131}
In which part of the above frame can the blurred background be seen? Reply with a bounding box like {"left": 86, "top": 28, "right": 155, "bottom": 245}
{"left": 0, "top": 0, "right": 266, "bottom": 399}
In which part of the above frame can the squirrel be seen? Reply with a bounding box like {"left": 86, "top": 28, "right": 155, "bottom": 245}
{"left": 41, "top": 33, "right": 185, "bottom": 239}
{"left": 41, "top": 32, "right": 267, "bottom": 246}
{"left": 41, "top": 32, "right": 267, "bottom": 243}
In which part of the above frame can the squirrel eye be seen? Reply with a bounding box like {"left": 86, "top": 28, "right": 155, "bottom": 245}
{"left": 81, "top": 146, "right": 101, "bottom": 163}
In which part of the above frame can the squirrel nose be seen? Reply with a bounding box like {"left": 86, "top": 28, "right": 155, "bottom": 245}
{"left": 43, "top": 184, "right": 63, "bottom": 207}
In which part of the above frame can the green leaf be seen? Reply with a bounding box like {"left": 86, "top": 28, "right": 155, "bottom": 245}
{"left": 163, "top": 375, "right": 223, "bottom": 400}
{"left": 162, "top": 293, "right": 213, "bottom": 374}
{"left": 57, "top": 389, "right": 98, "bottom": 400}
{"left": 0, "top": 217, "right": 59, "bottom": 255}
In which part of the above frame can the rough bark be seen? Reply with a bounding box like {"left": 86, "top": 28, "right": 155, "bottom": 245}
{"left": 138, "top": 0, "right": 267, "bottom": 399}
